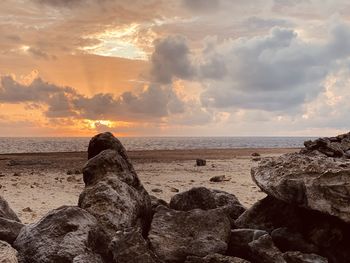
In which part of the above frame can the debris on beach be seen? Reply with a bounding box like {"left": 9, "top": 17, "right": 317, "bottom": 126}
{"left": 2, "top": 132, "right": 350, "bottom": 262}
{"left": 196, "top": 158, "right": 206, "bottom": 166}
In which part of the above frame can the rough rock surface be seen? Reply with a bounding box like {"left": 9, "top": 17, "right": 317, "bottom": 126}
{"left": 14, "top": 206, "right": 104, "bottom": 263}
{"left": 0, "top": 240, "right": 18, "bottom": 263}
{"left": 149, "top": 206, "right": 231, "bottom": 262}
{"left": 301, "top": 132, "right": 350, "bottom": 158}
{"left": 0, "top": 195, "right": 20, "bottom": 222}
{"left": 0, "top": 217, "right": 24, "bottom": 245}
{"left": 252, "top": 153, "right": 350, "bottom": 223}
{"left": 170, "top": 187, "right": 246, "bottom": 225}
{"left": 110, "top": 229, "right": 160, "bottom": 263}
{"left": 185, "top": 253, "right": 251, "bottom": 263}
{"left": 235, "top": 196, "right": 350, "bottom": 263}
{"left": 283, "top": 251, "right": 328, "bottom": 263}
{"left": 248, "top": 234, "right": 286, "bottom": 263}
{"left": 227, "top": 229, "right": 268, "bottom": 259}
{"left": 80, "top": 133, "right": 152, "bottom": 240}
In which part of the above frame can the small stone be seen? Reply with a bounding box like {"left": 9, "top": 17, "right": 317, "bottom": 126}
{"left": 12, "top": 173, "right": 21, "bottom": 177}
{"left": 251, "top": 152, "right": 261, "bottom": 157}
{"left": 196, "top": 159, "right": 206, "bottom": 166}
{"left": 210, "top": 175, "right": 227, "bottom": 182}
{"left": 66, "top": 170, "right": 73, "bottom": 175}
{"left": 152, "top": 188, "right": 163, "bottom": 193}
{"left": 22, "top": 207, "right": 33, "bottom": 213}
{"left": 170, "top": 187, "right": 179, "bottom": 193}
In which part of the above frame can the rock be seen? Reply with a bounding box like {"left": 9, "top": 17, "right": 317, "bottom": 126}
{"left": 170, "top": 187, "right": 179, "bottom": 193}
{"left": 248, "top": 234, "right": 286, "bottom": 263}
{"left": 196, "top": 159, "right": 206, "bottom": 166}
{"left": 251, "top": 152, "right": 260, "bottom": 157}
{"left": 22, "top": 207, "right": 33, "bottom": 213}
{"left": 252, "top": 157, "right": 261, "bottom": 162}
{"left": 67, "top": 175, "right": 80, "bottom": 182}
{"left": 150, "top": 195, "right": 168, "bottom": 214}
{"left": 14, "top": 206, "right": 105, "bottom": 263}
{"left": 12, "top": 173, "right": 21, "bottom": 177}
{"left": 87, "top": 132, "right": 130, "bottom": 161}
{"left": 80, "top": 139, "right": 152, "bottom": 239}
{"left": 185, "top": 253, "right": 251, "bottom": 263}
{"left": 110, "top": 229, "right": 160, "bottom": 263}
{"left": 72, "top": 253, "right": 105, "bottom": 263}
{"left": 67, "top": 170, "right": 74, "bottom": 175}
{"left": 0, "top": 218, "right": 24, "bottom": 245}
{"left": 210, "top": 175, "right": 228, "bottom": 182}
{"left": 0, "top": 196, "right": 20, "bottom": 222}
{"left": 271, "top": 228, "right": 319, "bottom": 255}
{"left": 0, "top": 240, "right": 18, "bottom": 263}
{"left": 282, "top": 251, "right": 328, "bottom": 263}
{"left": 251, "top": 153, "right": 350, "bottom": 223}
{"left": 79, "top": 176, "right": 152, "bottom": 239}
{"left": 170, "top": 187, "right": 246, "bottom": 224}
{"left": 149, "top": 206, "right": 231, "bottom": 262}
{"left": 235, "top": 196, "right": 350, "bottom": 263}
{"left": 227, "top": 229, "right": 268, "bottom": 259}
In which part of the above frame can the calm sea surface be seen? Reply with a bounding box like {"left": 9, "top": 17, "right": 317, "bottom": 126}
{"left": 0, "top": 137, "right": 315, "bottom": 154}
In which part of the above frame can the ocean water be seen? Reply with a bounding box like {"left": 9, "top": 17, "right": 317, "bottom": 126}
{"left": 0, "top": 137, "right": 316, "bottom": 154}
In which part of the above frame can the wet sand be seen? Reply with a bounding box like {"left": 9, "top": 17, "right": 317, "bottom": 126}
{"left": 0, "top": 148, "right": 298, "bottom": 224}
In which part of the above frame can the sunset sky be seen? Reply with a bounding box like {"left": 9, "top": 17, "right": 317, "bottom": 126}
{"left": 1, "top": 0, "right": 350, "bottom": 136}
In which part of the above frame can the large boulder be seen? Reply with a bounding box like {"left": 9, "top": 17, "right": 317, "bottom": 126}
{"left": 235, "top": 196, "right": 350, "bottom": 263}
{"left": 252, "top": 153, "right": 350, "bottom": 223}
{"left": 0, "top": 196, "right": 20, "bottom": 222}
{"left": 13, "top": 206, "right": 105, "bottom": 263}
{"left": 170, "top": 187, "right": 246, "bottom": 225}
{"left": 283, "top": 251, "right": 328, "bottom": 263}
{"left": 0, "top": 217, "right": 24, "bottom": 245}
{"left": 149, "top": 206, "right": 231, "bottom": 263}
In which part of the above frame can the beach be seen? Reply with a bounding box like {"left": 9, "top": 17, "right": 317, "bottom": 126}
{"left": 0, "top": 148, "right": 298, "bottom": 224}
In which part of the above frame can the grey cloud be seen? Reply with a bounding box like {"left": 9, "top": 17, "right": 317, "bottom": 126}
{"left": 151, "top": 36, "right": 195, "bottom": 84}
{"left": 183, "top": 0, "right": 220, "bottom": 12}
{"left": 0, "top": 76, "right": 185, "bottom": 121}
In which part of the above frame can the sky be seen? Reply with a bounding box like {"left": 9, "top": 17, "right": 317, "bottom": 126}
{"left": 1, "top": 0, "right": 350, "bottom": 137}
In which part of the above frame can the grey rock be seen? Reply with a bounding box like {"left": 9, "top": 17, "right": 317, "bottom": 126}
{"left": 283, "top": 251, "right": 328, "bottom": 263}
{"left": 79, "top": 176, "right": 151, "bottom": 239}
{"left": 0, "top": 196, "right": 20, "bottom": 222}
{"left": 150, "top": 195, "right": 168, "bottom": 215}
{"left": 110, "top": 229, "right": 160, "bottom": 263}
{"left": 0, "top": 240, "right": 18, "bottom": 263}
{"left": 248, "top": 234, "right": 286, "bottom": 263}
{"left": 149, "top": 206, "right": 231, "bottom": 262}
{"left": 13, "top": 206, "right": 104, "bottom": 263}
{"left": 72, "top": 253, "right": 105, "bottom": 263}
{"left": 210, "top": 175, "right": 227, "bottom": 182}
{"left": 0, "top": 217, "right": 24, "bottom": 245}
{"left": 170, "top": 187, "right": 245, "bottom": 225}
{"left": 196, "top": 159, "right": 206, "bottom": 166}
{"left": 252, "top": 153, "right": 350, "bottom": 223}
{"left": 185, "top": 253, "right": 251, "bottom": 263}
{"left": 227, "top": 229, "right": 268, "bottom": 259}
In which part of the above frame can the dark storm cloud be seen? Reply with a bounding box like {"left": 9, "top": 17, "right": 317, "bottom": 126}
{"left": 151, "top": 36, "right": 195, "bottom": 84}
{"left": 0, "top": 76, "right": 185, "bottom": 121}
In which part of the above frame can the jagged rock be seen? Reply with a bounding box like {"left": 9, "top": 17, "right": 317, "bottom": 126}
{"left": 13, "top": 206, "right": 104, "bottom": 263}
{"left": 149, "top": 206, "right": 231, "bottom": 262}
{"left": 252, "top": 153, "right": 350, "bottom": 223}
{"left": 170, "top": 187, "right": 245, "bottom": 226}
{"left": 80, "top": 136, "right": 152, "bottom": 239}
{"left": 196, "top": 159, "right": 206, "bottom": 166}
{"left": 0, "top": 240, "right": 18, "bottom": 263}
{"left": 79, "top": 175, "right": 151, "bottom": 239}
{"left": 227, "top": 229, "right": 268, "bottom": 259}
{"left": 0, "top": 217, "right": 24, "bottom": 245}
{"left": 0, "top": 196, "right": 20, "bottom": 222}
{"left": 248, "top": 234, "right": 286, "bottom": 263}
{"left": 283, "top": 251, "right": 328, "bottom": 263}
{"left": 235, "top": 196, "right": 350, "bottom": 263}
{"left": 110, "top": 229, "right": 160, "bottom": 263}
{"left": 72, "top": 253, "right": 105, "bottom": 263}
{"left": 150, "top": 195, "right": 168, "bottom": 215}
{"left": 185, "top": 253, "right": 251, "bottom": 263}
{"left": 271, "top": 228, "right": 319, "bottom": 254}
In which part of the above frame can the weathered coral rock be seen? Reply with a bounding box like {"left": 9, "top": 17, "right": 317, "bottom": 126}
{"left": 0, "top": 240, "right": 18, "bottom": 263}
{"left": 252, "top": 153, "right": 350, "bottom": 223}
{"left": 14, "top": 206, "right": 104, "bottom": 263}
{"left": 149, "top": 206, "right": 231, "bottom": 262}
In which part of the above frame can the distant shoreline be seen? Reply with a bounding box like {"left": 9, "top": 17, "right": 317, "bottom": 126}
{"left": 0, "top": 147, "right": 300, "bottom": 162}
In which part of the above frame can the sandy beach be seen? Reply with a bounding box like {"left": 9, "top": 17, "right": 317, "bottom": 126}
{"left": 0, "top": 148, "right": 298, "bottom": 224}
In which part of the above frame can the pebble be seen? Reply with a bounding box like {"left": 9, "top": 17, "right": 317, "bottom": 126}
{"left": 22, "top": 207, "right": 33, "bottom": 213}
{"left": 152, "top": 188, "right": 163, "bottom": 193}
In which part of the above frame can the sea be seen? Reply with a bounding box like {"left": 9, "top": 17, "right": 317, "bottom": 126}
{"left": 0, "top": 137, "right": 316, "bottom": 154}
